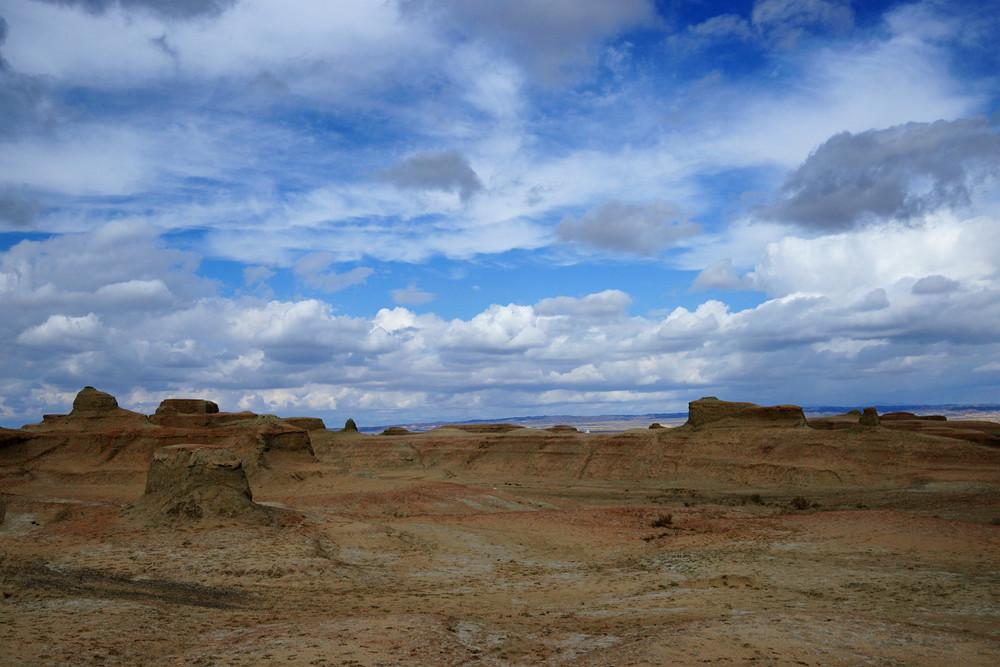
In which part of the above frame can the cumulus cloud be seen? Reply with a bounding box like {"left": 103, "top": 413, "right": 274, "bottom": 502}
{"left": 16, "top": 313, "right": 105, "bottom": 349}
{"left": 912, "top": 274, "right": 960, "bottom": 295}
{"left": 419, "top": 0, "right": 657, "bottom": 84}
{"left": 852, "top": 288, "right": 890, "bottom": 312}
{"left": 2, "top": 221, "right": 999, "bottom": 426}
{"left": 557, "top": 201, "right": 700, "bottom": 255}
{"left": 292, "top": 253, "right": 373, "bottom": 293}
{"left": 692, "top": 259, "right": 753, "bottom": 291}
{"left": 391, "top": 283, "right": 435, "bottom": 306}
{"left": 762, "top": 118, "right": 1000, "bottom": 230}
{"left": 379, "top": 150, "right": 483, "bottom": 202}
{"left": 0, "top": 18, "right": 55, "bottom": 140}
{"left": 34, "top": 0, "right": 238, "bottom": 19}
{"left": 0, "top": 187, "right": 41, "bottom": 227}
{"left": 535, "top": 290, "right": 631, "bottom": 319}
{"left": 747, "top": 212, "right": 1000, "bottom": 298}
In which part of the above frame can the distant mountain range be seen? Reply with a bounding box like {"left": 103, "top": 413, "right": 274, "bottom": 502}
{"left": 361, "top": 404, "right": 1000, "bottom": 434}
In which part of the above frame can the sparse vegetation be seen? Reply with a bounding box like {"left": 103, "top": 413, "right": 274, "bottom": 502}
{"left": 991, "top": 518, "right": 1000, "bottom": 526}
{"left": 650, "top": 513, "right": 673, "bottom": 528}
{"left": 789, "top": 496, "right": 812, "bottom": 511}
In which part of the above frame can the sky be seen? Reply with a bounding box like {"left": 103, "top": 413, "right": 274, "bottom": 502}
{"left": 1, "top": 0, "right": 999, "bottom": 426}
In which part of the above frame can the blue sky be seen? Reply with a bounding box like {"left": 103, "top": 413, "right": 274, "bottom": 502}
{"left": 1, "top": 0, "right": 999, "bottom": 426}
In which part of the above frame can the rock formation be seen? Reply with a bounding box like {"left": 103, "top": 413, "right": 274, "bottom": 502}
{"left": 381, "top": 426, "right": 412, "bottom": 436}
{"left": 878, "top": 415, "right": 1000, "bottom": 446}
{"left": 128, "top": 444, "right": 272, "bottom": 524}
{"left": 859, "top": 407, "right": 880, "bottom": 427}
{"left": 685, "top": 397, "right": 806, "bottom": 429}
{"left": 881, "top": 412, "right": 947, "bottom": 422}
{"left": 28, "top": 386, "right": 149, "bottom": 431}
{"left": 649, "top": 423, "right": 665, "bottom": 429}
{"left": 72, "top": 386, "right": 119, "bottom": 413}
{"left": 284, "top": 417, "right": 326, "bottom": 431}
{"left": 344, "top": 418, "right": 359, "bottom": 433}
{"left": 155, "top": 398, "right": 220, "bottom": 415}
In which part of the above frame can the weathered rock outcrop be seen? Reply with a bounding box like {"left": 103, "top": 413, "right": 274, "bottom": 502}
{"left": 0, "top": 427, "right": 34, "bottom": 450}
{"left": 155, "top": 399, "right": 220, "bottom": 415}
{"left": 685, "top": 397, "right": 806, "bottom": 429}
{"left": 343, "top": 418, "right": 359, "bottom": 433}
{"left": 250, "top": 416, "right": 312, "bottom": 453}
{"left": 72, "top": 386, "right": 119, "bottom": 413}
{"left": 859, "top": 407, "right": 880, "bottom": 427}
{"left": 879, "top": 416, "right": 1000, "bottom": 447}
{"left": 128, "top": 444, "right": 272, "bottom": 524}
{"left": 28, "top": 387, "right": 149, "bottom": 431}
{"left": 284, "top": 417, "right": 327, "bottom": 431}
{"left": 881, "top": 412, "right": 947, "bottom": 422}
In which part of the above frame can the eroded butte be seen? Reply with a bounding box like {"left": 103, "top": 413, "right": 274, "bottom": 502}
{"left": 2, "top": 389, "right": 1000, "bottom": 665}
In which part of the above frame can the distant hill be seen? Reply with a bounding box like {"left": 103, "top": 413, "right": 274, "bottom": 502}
{"left": 363, "top": 404, "right": 1000, "bottom": 434}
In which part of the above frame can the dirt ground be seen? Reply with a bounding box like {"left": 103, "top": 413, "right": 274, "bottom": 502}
{"left": 3, "top": 418, "right": 1000, "bottom": 666}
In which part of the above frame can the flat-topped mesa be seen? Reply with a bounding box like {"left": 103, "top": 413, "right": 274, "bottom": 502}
{"left": 149, "top": 398, "right": 225, "bottom": 427}
{"left": 155, "top": 398, "right": 220, "bottom": 415}
{"left": 128, "top": 444, "right": 272, "bottom": 524}
{"left": 283, "top": 417, "right": 326, "bottom": 431}
{"left": 881, "top": 412, "right": 948, "bottom": 422}
{"left": 685, "top": 397, "right": 806, "bottom": 429}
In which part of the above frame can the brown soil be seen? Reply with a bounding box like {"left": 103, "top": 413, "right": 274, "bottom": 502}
{"left": 2, "top": 391, "right": 1000, "bottom": 665}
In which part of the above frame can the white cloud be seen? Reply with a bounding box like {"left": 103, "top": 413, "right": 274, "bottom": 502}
{"left": 557, "top": 200, "right": 699, "bottom": 255}
{"left": 535, "top": 290, "right": 631, "bottom": 319}
{"left": 747, "top": 212, "right": 998, "bottom": 298}
{"left": 379, "top": 150, "right": 483, "bottom": 202}
{"left": 17, "top": 313, "right": 104, "bottom": 349}
{"left": 421, "top": 0, "right": 657, "bottom": 84}
{"left": 391, "top": 283, "right": 435, "bottom": 306}
{"left": 292, "top": 253, "right": 373, "bottom": 293}
{"left": 692, "top": 259, "right": 753, "bottom": 291}
{"left": 242, "top": 265, "right": 274, "bottom": 286}
{"left": 3, "top": 0, "right": 435, "bottom": 96}
{"left": 0, "top": 3, "right": 997, "bottom": 425}
{"left": 3, "top": 219, "right": 997, "bottom": 427}
{"left": 912, "top": 274, "right": 960, "bottom": 295}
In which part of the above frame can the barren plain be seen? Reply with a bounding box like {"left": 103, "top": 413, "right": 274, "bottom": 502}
{"left": 2, "top": 390, "right": 1000, "bottom": 666}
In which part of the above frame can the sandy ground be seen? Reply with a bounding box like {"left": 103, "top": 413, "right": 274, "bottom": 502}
{"left": 3, "top": 463, "right": 1000, "bottom": 666}
{"left": 3, "top": 401, "right": 1000, "bottom": 666}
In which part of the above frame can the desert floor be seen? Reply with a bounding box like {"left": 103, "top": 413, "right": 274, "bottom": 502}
{"left": 3, "top": 455, "right": 1000, "bottom": 666}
